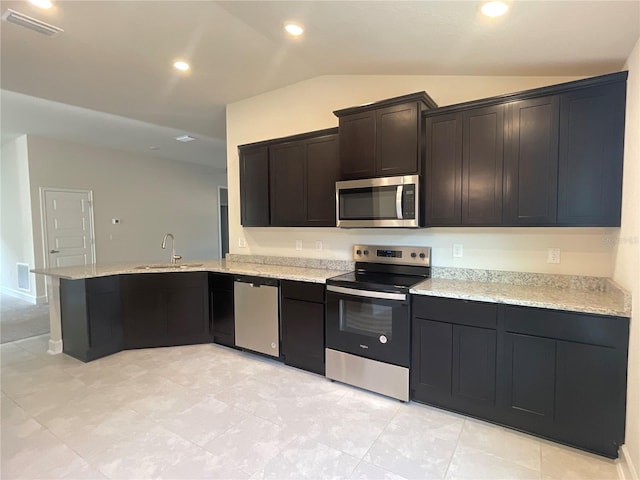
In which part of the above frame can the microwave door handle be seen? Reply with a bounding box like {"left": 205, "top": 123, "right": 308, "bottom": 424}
{"left": 396, "top": 185, "right": 403, "bottom": 220}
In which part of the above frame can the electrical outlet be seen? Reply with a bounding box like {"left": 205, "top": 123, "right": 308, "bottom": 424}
{"left": 315, "top": 241, "right": 323, "bottom": 250}
{"left": 453, "top": 244, "right": 464, "bottom": 258}
{"left": 238, "top": 238, "right": 246, "bottom": 248}
{"left": 295, "top": 240, "right": 303, "bottom": 250}
{"left": 547, "top": 248, "right": 561, "bottom": 264}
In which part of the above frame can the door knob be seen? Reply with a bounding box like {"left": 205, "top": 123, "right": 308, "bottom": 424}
{"left": 49, "top": 249, "right": 60, "bottom": 253}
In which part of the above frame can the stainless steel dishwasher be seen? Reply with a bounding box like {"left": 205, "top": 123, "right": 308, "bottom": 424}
{"left": 233, "top": 276, "right": 280, "bottom": 357}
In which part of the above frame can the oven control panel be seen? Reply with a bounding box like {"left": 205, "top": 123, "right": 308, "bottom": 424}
{"left": 353, "top": 244, "right": 431, "bottom": 266}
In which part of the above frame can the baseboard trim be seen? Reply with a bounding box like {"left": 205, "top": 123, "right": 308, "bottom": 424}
{"left": 48, "top": 339, "right": 62, "bottom": 355}
{"left": 0, "top": 286, "right": 38, "bottom": 304}
{"left": 618, "top": 445, "right": 639, "bottom": 480}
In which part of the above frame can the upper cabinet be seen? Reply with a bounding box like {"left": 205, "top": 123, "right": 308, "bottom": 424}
{"left": 424, "top": 71, "right": 627, "bottom": 228}
{"left": 239, "top": 128, "right": 339, "bottom": 228}
{"left": 504, "top": 95, "right": 560, "bottom": 226}
{"left": 334, "top": 92, "right": 438, "bottom": 180}
{"left": 239, "top": 145, "right": 270, "bottom": 227}
{"left": 557, "top": 82, "right": 626, "bottom": 226}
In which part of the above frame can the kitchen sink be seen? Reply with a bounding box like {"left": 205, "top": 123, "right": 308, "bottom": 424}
{"left": 134, "top": 263, "right": 203, "bottom": 270}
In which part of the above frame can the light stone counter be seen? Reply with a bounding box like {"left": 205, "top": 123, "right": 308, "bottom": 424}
{"left": 411, "top": 277, "right": 631, "bottom": 317}
{"left": 31, "top": 259, "right": 351, "bottom": 284}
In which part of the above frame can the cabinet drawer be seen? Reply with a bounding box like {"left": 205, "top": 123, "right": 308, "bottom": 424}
{"left": 503, "top": 305, "right": 628, "bottom": 348}
{"left": 281, "top": 280, "right": 325, "bottom": 303}
{"left": 412, "top": 296, "right": 497, "bottom": 329}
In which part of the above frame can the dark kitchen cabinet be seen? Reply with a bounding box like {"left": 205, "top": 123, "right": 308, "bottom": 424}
{"left": 239, "top": 145, "right": 270, "bottom": 227}
{"left": 501, "top": 332, "right": 556, "bottom": 427}
{"left": 411, "top": 296, "right": 498, "bottom": 419}
{"left": 557, "top": 82, "right": 626, "bottom": 226}
{"left": 122, "top": 272, "right": 210, "bottom": 349}
{"left": 424, "top": 104, "right": 504, "bottom": 227}
{"left": 239, "top": 128, "right": 339, "bottom": 228}
{"left": 60, "top": 275, "right": 123, "bottom": 362}
{"left": 504, "top": 96, "right": 559, "bottom": 225}
{"left": 424, "top": 112, "right": 463, "bottom": 225}
{"left": 270, "top": 141, "right": 306, "bottom": 226}
{"left": 461, "top": 105, "right": 504, "bottom": 225}
{"left": 422, "top": 71, "right": 627, "bottom": 228}
{"left": 280, "top": 280, "right": 325, "bottom": 375}
{"left": 269, "top": 131, "right": 339, "bottom": 227}
{"left": 209, "top": 273, "right": 235, "bottom": 347}
{"left": 499, "top": 304, "right": 629, "bottom": 458}
{"left": 334, "top": 92, "right": 437, "bottom": 180}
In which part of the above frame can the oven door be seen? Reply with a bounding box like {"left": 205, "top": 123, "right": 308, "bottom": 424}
{"left": 326, "top": 285, "right": 410, "bottom": 367}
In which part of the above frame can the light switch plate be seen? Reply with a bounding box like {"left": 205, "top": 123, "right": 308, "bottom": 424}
{"left": 453, "top": 244, "right": 464, "bottom": 258}
{"left": 238, "top": 238, "right": 246, "bottom": 248}
{"left": 295, "top": 240, "right": 303, "bottom": 250}
{"left": 547, "top": 248, "right": 561, "bottom": 264}
{"left": 315, "top": 241, "right": 323, "bottom": 250}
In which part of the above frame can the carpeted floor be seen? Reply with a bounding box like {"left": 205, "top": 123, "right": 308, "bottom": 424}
{"left": 0, "top": 294, "right": 50, "bottom": 344}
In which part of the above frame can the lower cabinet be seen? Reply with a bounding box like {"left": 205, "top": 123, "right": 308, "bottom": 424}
{"left": 209, "top": 273, "right": 235, "bottom": 347}
{"left": 60, "top": 275, "right": 124, "bottom": 362}
{"left": 121, "top": 272, "right": 211, "bottom": 349}
{"left": 500, "top": 305, "right": 628, "bottom": 458}
{"left": 280, "top": 280, "right": 325, "bottom": 375}
{"left": 412, "top": 296, "right": 498, "bottom": 419}
{"left": 411, "top": 296, "right": 630, "bottom": 458}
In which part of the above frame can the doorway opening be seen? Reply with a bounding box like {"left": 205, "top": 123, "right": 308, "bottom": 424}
{"left": 218, "top": 186, "right": 229, "bottom": 259}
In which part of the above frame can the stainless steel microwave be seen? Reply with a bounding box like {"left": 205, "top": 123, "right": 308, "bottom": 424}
{"left": 336, "top": 175, "right": 420, "bottom": 228}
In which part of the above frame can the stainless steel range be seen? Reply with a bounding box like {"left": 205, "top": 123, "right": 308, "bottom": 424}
{"left": 325, "top": 244, "right": 431, "bottom": 401}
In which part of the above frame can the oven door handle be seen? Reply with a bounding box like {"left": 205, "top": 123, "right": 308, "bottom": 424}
{"left": 396, "top": 185, "right": 403, "bottom": 220}
{"left": 327, "top": 285, "right": 406, "bottom": 301}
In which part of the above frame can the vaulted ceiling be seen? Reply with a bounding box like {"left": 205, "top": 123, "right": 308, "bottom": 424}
{"left": 1, "top": 1, "right": 639, "bottom": 168}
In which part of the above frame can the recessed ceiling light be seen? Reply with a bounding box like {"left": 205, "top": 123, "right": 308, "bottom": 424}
{"left": 284, "top": 23, "right": 304, "bottom": 37}
{"left": 173, "top": 60, "right": 190, "bottom": 72}
{"left": 149, "top": 146, "right": 160, "bottom": 151}
{"left": 174, "top": 135, "right": 196, "bottom": 143}
{"left": 481, "top": 1, "right": 509, "bottom": 17}
{"left": 28, "top": 0, "right": 52, "bottom": 9}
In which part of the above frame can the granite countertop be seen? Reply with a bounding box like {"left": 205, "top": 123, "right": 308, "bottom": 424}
{"left": 31, "top": 259, "right": 350, "bottom": 284}
{"left": 32, "top": 256, "right": 631, "bottom": 317}
{"left": 411, "top": 277, "right": 631, "bottom": 317}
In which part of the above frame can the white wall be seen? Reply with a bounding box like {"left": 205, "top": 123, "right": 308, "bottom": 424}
{"left": 0, "top": 136, "right": 41, "bottom": 302}
{"left": 25, "top": 136, "right": 227, "bottom": 297}
{"left": 614, "top": 36, "right": 640, "bottom": 478}
{"left": 226, "top": 74, "right": 621, "bottom": 277}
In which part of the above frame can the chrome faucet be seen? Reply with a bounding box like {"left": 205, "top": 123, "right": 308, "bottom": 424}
{"left": 161, "top": 233, "right": 182, "bottom": 265}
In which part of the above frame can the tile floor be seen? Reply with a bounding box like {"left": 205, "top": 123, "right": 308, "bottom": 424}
{"left": 1, "top": 335, "right": 621, "bottom": 480}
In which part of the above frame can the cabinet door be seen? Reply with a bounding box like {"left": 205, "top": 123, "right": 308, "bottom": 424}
{"left": 305, "top": 134, "right": 339, "bottom": 226}
{"left": 411, "top": 318, "right": 453, "bottom": 404}
{"left": 239, "top": 146, "right": 270, "bottom": 226}
{"left": 339, "top": 111, "right": 376, "bottom": 179}
{"left": 122, "top": 274, "right": 167, "bottom": 349}
{"left": 462, "top": 105, "right": 504, "bottom": 225}
{"left": 165, "top": 273, "right": 210, "bottom": 343}
{"left": 504, "top": 96, "right": 559, "bottom": 225}
{"left": 452, "top": 325, "right": 496, "bottom": 408}
{"left": 281, "top": 297, "right": 325, "bottom": 375}
{"left": 210, "top": 274, "right": 235, "bottom": 347}
{"left": 555, "top": 340, "right": 626, "bottom": 457}
{"left": 376, "top": 102, "right": 419, "bottom": 176}
{"left": 269, "top": 141, "right": 305, "bottom": 226}
{"left": 502, "top": 333, "right": 556, "bottom": 425}
{"left": 557, "top": 83, "right": 626, "bottom": 226}
{"left": 424, "top": 112, "right": 462, "bottom": 225}
{"left": 86, "top": 276, "right": 123, "bottom": 356}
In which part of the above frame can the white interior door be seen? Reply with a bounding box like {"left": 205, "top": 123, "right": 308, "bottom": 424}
{"left": 43, "top": 189, "right": 96, "bottom": 268}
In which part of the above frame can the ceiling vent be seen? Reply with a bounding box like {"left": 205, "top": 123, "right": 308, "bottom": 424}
{"left": 1, "top": 9, "right": 63, "bottom": 37}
